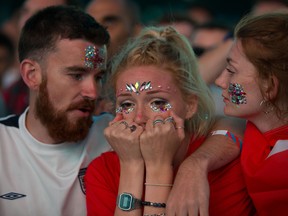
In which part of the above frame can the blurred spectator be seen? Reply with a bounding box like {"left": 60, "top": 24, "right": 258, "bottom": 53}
{"left": 86, "top": 0, "right": 142, "bottom": 59}
{"left": 157, "top": 13, "right": 197, "bottom": 43}
{"left": 251, "top": 0, "right": 288, "bottom": 15}
{"left": 186, "top": 2, "right": 214, "bottom": 25}
{"left": 0, "top": 31, "right": 15, "bottom": 90}
{"left": 0, "top": 7, "right": 21, "bottom": 89}
{"left": 191, "top": 21, "right": 232, "bottom": 59}
{"left": 191, "top": 21, "right": 233, "bottom": 116}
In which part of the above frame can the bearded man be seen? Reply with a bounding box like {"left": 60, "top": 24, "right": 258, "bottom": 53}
{"left": 0, "top": 5, "right": 111, "bottom": 216}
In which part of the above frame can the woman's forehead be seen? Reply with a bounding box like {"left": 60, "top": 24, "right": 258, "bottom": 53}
{"left": 116, "top": 65, "right": 175, "bottom": 86}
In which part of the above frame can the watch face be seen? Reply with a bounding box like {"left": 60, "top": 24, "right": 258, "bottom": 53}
{"left": 118, "top": 193, "right": 133, "bottom": 211}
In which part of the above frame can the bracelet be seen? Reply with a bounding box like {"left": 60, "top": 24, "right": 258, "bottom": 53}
{"left": 143, "top": 213, "right": 165, "bottom": 216}
{"left": 210, "top": 130, "right": 243, "bottom": 150}
{"left": 145, "top": 183, "right": 173, "bottom": 187}
{"left": 142, "top": 201, "right": 166, "bottom": 208}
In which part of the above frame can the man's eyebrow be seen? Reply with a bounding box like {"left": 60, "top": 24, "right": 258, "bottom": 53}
{"left": 65, "top": 66, "right": 89, "bottom": 73}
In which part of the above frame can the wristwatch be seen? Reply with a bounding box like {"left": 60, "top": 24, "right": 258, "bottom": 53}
{"left": 117, "top": 192, "right": 142, "bottom": 211}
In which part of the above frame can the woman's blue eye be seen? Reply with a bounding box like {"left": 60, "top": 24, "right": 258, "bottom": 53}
{"left": 150, "top": 100, "right": 172, "bottom": 112}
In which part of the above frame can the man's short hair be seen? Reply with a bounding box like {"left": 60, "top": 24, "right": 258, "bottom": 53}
{"left": 18, "top": 5, "right": 110, "bottom": 63}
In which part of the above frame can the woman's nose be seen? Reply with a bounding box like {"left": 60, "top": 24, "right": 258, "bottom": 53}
{"left": 133, "top": 106, "right": 148, "bottom": 126}
{"left": 215, "top": 70, "right": 229, "bottom": 90}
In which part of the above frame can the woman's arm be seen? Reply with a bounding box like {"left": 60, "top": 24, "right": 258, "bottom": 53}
{"left": 166, "top": 116, "right": 246, "bottom": 216}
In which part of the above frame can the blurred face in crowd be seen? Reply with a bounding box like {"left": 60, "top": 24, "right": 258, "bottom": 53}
{"left": 18, "top": 0, "right": 66, "bottom": 30}
{"left": 35, "top": 39, "right": 106, "bottom": 142}
{"left": 252, "top": 1, "right": 288, "bottom": 15}
{"left": 86, "top": 0, "right": 137, "bottom": 58}
{"left": 191, "top": 28, "right": 228, "bottom": 56}
{"left": 115, "top": 65, "right": 195, "bottom": 127}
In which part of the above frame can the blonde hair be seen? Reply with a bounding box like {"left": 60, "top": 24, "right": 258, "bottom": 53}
{"left": 109, "top": 26, "right": 215, "bottom": 138}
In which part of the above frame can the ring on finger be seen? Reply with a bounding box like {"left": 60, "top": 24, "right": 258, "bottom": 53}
{"left": 164, "top": 116, "right": 175, "bottom": 124}
{"left": 129, "top": 125, "right": 137, "bottom": 132}
{"left": 153, "top": 119, "right": 164, "bottom": 126}
{"left": 120, "top": 121, "right": 129, "bottom": 129}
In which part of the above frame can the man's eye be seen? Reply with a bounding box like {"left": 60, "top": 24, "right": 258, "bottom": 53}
{"left": 116, "top": 102, "right": 135, "bottom": 114}
{"left": 150, "top": 100, "right": 172, "bottom": 112}
{"left": 71, "top": 74, "right": 83, "bottom": 81}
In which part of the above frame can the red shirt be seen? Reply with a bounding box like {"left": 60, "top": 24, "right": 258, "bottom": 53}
{"left": 242, "top": 122, "right": 288, "bottom": 215}
{"left": 86, "top": 137, "right": 255, "bottom": 216}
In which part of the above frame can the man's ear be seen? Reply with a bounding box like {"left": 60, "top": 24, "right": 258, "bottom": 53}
{"left": 185, "top": 95, "right": 198, "bottom": 119}
{"left": 20, "top": 59, "right": 42, "bottom": 90}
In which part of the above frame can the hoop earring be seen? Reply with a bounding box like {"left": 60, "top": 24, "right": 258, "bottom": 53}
{"left": 259, "top": 99, "right": 274, "bottom": 114}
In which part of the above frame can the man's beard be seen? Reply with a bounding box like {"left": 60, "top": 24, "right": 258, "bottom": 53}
{"left": 35, "top": 79, "right": 95, "bottom": 143}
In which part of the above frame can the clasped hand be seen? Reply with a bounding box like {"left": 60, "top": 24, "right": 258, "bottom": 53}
{"left": 104, "top": 111, "right": 185, "bottom": 168}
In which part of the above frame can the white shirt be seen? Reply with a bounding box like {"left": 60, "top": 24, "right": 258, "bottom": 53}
{"left": 0, "top": 109, "right": 112, "bottom": 216}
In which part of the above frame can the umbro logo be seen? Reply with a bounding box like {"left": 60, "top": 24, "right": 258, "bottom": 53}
{"left": 0, "top": 192, "right": 26, "bottom": 200}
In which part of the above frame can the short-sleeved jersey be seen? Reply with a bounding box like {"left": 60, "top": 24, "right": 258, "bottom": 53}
{"left": 0, "top": 109, "right": 112, "bottom": 216}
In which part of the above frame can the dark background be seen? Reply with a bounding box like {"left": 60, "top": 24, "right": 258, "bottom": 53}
{"left": 0, "top": 0, "right": 254, "bottom": 27}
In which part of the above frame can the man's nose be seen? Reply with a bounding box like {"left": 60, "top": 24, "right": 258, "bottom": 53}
{"left": 81, "top": 77, "right": 99, "bottom": 100}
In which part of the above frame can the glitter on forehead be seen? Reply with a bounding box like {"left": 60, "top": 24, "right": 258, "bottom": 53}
{"left": 84, "top": 45, "right": 106, "bottom": 69}
{"left": 228, "top": 83, "right": 247, "bottom": 105}
{"left": 126, "top": 81, "right": 152, "bottom": 95}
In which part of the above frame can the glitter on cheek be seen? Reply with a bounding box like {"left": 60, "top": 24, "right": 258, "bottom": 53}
{"left": 150, "top": 103, "right": 172, "bottom": 112}
{"left": 115, "top": 106, "right": 135, "bottom": 114}
{"left": 228, "top": 83, "right": 247, "bottom": 105}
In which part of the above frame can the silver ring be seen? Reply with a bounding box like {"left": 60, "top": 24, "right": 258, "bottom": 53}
{"left": 164, "top": 116, "right": 174, "bottom": 123}
{"left": 175, "top": 126, "right": 184, "bottom": 129}
{"left": 129, "top": 125, "right": 137, "bottom": 132}
{"left": 120, "top": 121, "right": 129, "bottom": 129}
{"left": 153, "top": 119, "right": 164, "bottom": 126}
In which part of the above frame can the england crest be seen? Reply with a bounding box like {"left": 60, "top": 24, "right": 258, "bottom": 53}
{"left": 78, "top": 168, "right": 87, "bottom": 194}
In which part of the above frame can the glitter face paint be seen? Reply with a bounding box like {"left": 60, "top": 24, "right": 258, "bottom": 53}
{"left": 84, "top": 45, "right": 106, "bottom": 69}
{"left": 115, "top": 102, "right": 172, "bottom": 115}
{"left": 150, "top": 102, "right": 172, "bottom": 112}
{"left": 116, "top": 81, "right": 173, "bottom": 114}
{"left": 228, "top": 83, "right": 247, "bottom": 105}
{"left": 126, "top": 81, "right": 152, "bottom": 95}
{"left": 115, "top": 106, "right": 135, "bottom": 114}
